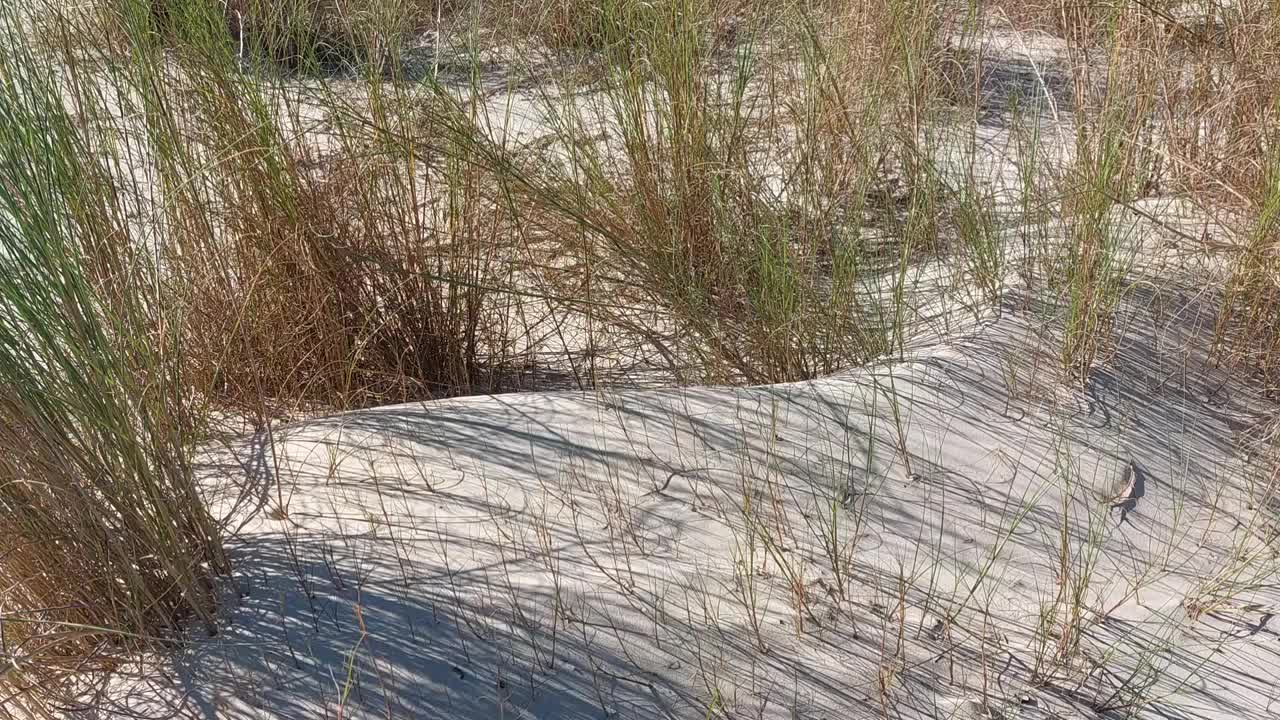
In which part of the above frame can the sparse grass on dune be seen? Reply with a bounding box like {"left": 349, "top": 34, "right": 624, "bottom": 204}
{"left": 1217, "top": 142, "right": 1280, "bottom": 390}
{"left": 1108, "top": 0, "right": 1280, "bottom": 392}
{"left": 1157, "top": 0, "right": 1279, "bottom": 202}
{"left": 1195, "top": 3, "right": 1280, "bottom": 392}
{"left": 1053, "top": 3, "right": 1159, "bottom": 379}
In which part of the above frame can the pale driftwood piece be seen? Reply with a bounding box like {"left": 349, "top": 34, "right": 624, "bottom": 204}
{"left": 1097, "top": 459, "right": 1136, "bottom": 507}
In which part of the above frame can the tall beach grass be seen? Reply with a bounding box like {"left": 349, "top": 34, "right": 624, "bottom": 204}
{"left": 0, "top": 10, "right": 226, "bottom": 711}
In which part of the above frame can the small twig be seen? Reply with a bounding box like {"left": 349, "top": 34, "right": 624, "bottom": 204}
{"left": 643, "top": 467, "right": 711, "bottom": 497}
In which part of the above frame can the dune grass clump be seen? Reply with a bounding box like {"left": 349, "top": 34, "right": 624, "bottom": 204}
{"left": 1188, "top": 4, "right": 1280, "bottom": 390}
{"left": 1010, "top": 0, "right": 1279, "bottom": 384}
{"left": 1158, "top": 0, "right": 1279, "bottom": 202}
{"left": 40, "top": 0, "right": 969, "bottom": 404}
{"left": 1217, "top": 142, "right": 1280, "bottom": 390}
{"left": 0, "top": 14, "right": 227, "bottom": 711}
{"left": 439, "top": 0, "right": 953, "bottom": 384}
{"left": 1052, "top": 4, "right": 1161, "bottom": 379}
{"left": 75, "top": 0, "right": 527, "bottom": 418}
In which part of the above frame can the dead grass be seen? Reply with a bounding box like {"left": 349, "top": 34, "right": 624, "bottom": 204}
{"left": 53, "top": 0, "right": 537, "bottom": 418}
{"left": 994, "top": 0, "right": 1280, "bottom": 389}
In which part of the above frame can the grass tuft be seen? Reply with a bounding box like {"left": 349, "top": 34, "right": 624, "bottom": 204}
{"left": 0, "top": 9, "right": 226, "bottom": 710}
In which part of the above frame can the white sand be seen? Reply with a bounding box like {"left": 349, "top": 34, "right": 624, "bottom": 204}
{"left": 90, "top": 261, "right": 1280, "bottom": 719}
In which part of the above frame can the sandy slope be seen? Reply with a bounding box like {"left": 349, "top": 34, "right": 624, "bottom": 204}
{"left": 60, "top": 22, "right": 1280, "bottom": 720}
{"left": 87, "top": 257, "right": 1280, "bottom": 720}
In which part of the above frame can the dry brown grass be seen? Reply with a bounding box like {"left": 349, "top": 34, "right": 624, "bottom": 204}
{"left": 161, "top": 99, "right": 523, "bottom": 415}
{"left": 87, "top": 0, "right": 533, "bottom": 417}
{"left": 1161, "top": 2, "right": 1280, "bottom": 389}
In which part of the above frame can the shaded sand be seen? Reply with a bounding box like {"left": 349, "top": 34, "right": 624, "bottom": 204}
{"left": 88, "top": 271, "right": 1280, "bottom": 720}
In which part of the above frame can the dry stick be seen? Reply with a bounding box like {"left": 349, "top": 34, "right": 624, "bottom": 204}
{"left": 643, "top": 467, "right": 712, "bottom": 497}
